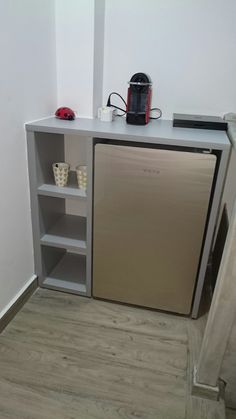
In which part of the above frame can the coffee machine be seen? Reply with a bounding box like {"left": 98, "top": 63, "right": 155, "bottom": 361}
{"left": 126, "top": 73, "right": 152, "bottom": 125}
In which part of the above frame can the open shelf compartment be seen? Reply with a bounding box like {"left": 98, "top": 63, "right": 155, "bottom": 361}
{"left": 40, "top": 214, "right": 87, "bottom": 253}
{"left": 34, "top": 132, "right": 86, "bottom": 199}
{"left": 39, "top": 195, "right": 87, "bottom": 253}
{"left": 29, "top": 132, "right": 92, "bottom": 297}
{"left": 41, "top": 246, "right": 87, "bottom": 295}
{"left": 38, "top": 171, "right": 86, "bottom": 199}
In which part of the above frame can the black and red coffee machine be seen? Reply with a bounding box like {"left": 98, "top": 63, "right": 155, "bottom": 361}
{"left": 126, "top": 73, "right": 152, "bottom": 125}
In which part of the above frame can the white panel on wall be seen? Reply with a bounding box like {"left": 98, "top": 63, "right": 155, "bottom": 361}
{"left": 103, "top": 0, "right": 236, "bottom": 118}
{"left": 0, "top": 0, "right": 57, "bottom": 315}
{"left": 55, "top": 0, "right": 95, "bottom": 118}
{"left": 93, "top": 0, "right": 105, "bottom": 116}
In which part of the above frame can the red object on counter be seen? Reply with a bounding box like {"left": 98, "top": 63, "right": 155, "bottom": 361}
{"left": 55, "top": 107, "right": 75, "bottom": 120}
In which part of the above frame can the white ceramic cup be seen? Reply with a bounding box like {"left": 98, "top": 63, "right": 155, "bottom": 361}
{"left": 98, "top": 106, "right": 114, "bottom": 122}
{"left": 52, "top": 162, "right": 70, "bottom": 187}
{"left": 76, "top": 165, "right": 87, "bottom": 191}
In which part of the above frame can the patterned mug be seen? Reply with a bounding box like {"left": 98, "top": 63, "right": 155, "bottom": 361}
{"left": 52, "top": 162, "right": 70, "bottom": 187}
{"left": 76, "top": 165, "right": 87, "bottom": 191}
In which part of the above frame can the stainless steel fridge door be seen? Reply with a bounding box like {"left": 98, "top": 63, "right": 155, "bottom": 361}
{"left": 93, "top": 143, "right": 216, "bottom": 314}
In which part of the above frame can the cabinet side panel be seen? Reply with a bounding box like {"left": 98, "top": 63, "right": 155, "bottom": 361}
{"left": 27, "top": 131, "right": 43, "bottom": 281}
{"left": 86, "top": 138, "right": 93, "bottom": 296}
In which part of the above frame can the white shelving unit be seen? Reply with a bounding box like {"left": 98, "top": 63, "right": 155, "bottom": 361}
{"left": 26, "top": 116, "right": 230, "bottom": 316}
{"left": 27, "top": 130, "right": 93, "bottom": 296}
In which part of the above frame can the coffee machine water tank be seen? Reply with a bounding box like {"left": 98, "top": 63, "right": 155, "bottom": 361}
{"left": 126, "top": 73, "right": 152, "bottom": 125}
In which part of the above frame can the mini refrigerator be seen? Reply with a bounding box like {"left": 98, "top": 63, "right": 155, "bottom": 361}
{"left": 93, "top": 142, "right": 216, "bottom": 315}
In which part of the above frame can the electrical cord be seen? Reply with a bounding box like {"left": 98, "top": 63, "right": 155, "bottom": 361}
{"left": 106, "top": 92, "right": 162, "bottom": 119}
{"left": 150, "top": 108, "right": 162, "bottom": 120}
{"left": 106, "top": 92, "right": 127, "bottom": 116}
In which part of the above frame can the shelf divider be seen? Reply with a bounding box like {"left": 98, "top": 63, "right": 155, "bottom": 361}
{"left": 40, "top": 214, "right": 87, "bottom": 254}
{"left": 38, "top": 171, "right": 86, "bottom": 199}
{"left": 43, "top": 277, "right": 87, "bottom": 295}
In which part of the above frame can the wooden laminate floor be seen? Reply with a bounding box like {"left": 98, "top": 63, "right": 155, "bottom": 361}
{"left": 0, "top": 289, "right": 222, "bottom": 419}
{"left": 227, "top": 409, "right": 236, "bottom": 419}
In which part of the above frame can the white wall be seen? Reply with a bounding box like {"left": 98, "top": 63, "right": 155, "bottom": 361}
{"left": 219, "top": 137, "right": 236, "bottom": 409}
{"left": 55, "top": 0, "right": 236, "bottom": 118}
{"left": 55, "top": 0, "right": 95, "bottom": 118}
{"left": 103, "top": 0, "right": 236, "bottom": 118}
{"left": 0, "top": 0, "right": 57, "bottom": 315}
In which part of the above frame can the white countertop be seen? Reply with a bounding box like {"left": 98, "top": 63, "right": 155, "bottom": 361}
{"left": 227, "top": 123, "right": 236, "bottom": 150}
{"left": 26, "top": 116, "right": 230, "bottom": 150}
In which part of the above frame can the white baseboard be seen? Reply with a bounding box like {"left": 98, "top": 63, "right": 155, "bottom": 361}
{"left": 0, "top": 275, "right": 37, "bottom": 320}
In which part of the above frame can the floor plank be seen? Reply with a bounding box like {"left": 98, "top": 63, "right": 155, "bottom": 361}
{"left": 226, "top": 408, "right": 236, "bottom": 419}
{"left": 0, "top": 289, "right": 225, "bottom": 418}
